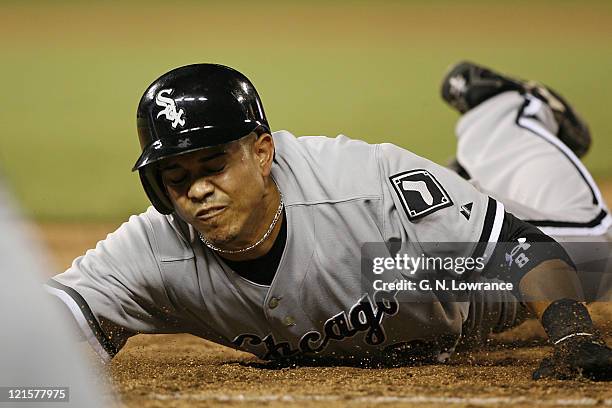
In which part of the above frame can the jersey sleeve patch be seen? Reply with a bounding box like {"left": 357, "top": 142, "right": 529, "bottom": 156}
{"left": 389, "top": 169, "right": 453, "bottom": 221}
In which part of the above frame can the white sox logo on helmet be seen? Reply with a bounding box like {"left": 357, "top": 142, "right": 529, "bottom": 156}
{"left": 155, "top": 89, "right": 185, "bottom": 128}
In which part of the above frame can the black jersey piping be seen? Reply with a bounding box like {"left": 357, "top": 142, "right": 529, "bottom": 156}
{"left": 46, "top": 279, "right": 118, "bottom": 358}
{"left": 514, "top": 97, "right": 608, "bottom": 230}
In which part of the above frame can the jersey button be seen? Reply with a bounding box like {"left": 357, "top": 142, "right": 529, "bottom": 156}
{"left": 268, "top": 297, "right": 281, "bottom": 309}
{"left": 283, "top": 316, "right": 296, "bottom": 327}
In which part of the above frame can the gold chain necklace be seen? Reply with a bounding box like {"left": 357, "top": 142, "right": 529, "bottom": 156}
{"left": 198, "top": 179, "right": 283, "bottom": 254}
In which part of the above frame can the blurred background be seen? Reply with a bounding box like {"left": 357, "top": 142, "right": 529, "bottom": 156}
{"left": 1, "top": 0, "right": 611, "bottom": 221}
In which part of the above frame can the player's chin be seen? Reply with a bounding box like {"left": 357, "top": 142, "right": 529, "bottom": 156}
{"left": 201, "top": 230, "right": 239, "bottom": 248}
{"left": 195, "top": 220, "right": 238, "bottom": 244}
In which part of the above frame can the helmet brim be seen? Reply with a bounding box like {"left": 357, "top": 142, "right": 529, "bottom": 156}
{"left": 132, "top": 122, "right": 267, "bottom": 171}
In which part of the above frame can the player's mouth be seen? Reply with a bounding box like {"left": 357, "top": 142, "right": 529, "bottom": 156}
{"left": 195, "top": 206, "right": 227, "bottom": 221}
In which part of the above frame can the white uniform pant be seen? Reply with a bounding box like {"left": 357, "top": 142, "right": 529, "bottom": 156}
{"left": 457, "top": 92, "right": 612, "bottom": 340}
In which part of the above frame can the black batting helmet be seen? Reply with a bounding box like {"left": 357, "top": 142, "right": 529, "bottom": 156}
{"left": 133, "top": 63, "right": 270, "bottom": 214}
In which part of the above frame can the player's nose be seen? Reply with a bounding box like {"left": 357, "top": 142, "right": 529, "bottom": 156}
{"left": 187, "top": 177, "right": 214, "bottom": 202}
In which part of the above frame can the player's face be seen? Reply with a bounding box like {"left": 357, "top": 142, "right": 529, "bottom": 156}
{"left": 159, "top": 133, "right": 275, "bottom": 248}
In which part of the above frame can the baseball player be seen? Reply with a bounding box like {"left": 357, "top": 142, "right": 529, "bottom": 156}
{"left": 46, "top": 63, "right": 612, "bottom": 381}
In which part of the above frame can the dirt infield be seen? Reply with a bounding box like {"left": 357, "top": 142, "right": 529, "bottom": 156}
{"left": 108, "top": 334, "right": 612, "bottom": 408}
{"left": 36, "top": 181, "right": 612, "bottom": 407}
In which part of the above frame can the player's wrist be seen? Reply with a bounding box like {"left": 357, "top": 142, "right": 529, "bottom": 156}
{"left": 540, "top": 298, "right": 596, "bottom": 344}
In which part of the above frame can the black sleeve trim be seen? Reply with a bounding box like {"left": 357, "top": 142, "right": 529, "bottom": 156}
{"left": 46, "top": 279, "right": 119, "bottom": 358}
{"left": 471, "top": 197, "right": 502, "bottom": 262}
{"left": 477, "top": 197, "right": 498, "bottom": 243}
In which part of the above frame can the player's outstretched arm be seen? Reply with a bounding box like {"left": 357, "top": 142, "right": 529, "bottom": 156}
{"left": 452, "top": 204, "right": 612, "bottom": 380}
{"left": 488, "top": 211, "right": 612, "bottom": 381}
{"left": 45, "top": 208, "right": 185, "bottom": 363}
{"left": 377, "top": 141, "right": 611, "bottom": 379}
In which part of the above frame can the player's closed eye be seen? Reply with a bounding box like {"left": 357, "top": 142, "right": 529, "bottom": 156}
{"left": 161, "top": 169, "right": 189, "bottom": 186}
{"left": 167, "top": 175, "right": 188, "bottom": 186}
{"left": 164, "top": 164, "right": 225, "bottom": 187}
{"left": 201, "top": 156, "right": 227, "bottom": 174}
{"left": 204, "top": 164, "right": 225, "bottom": 174}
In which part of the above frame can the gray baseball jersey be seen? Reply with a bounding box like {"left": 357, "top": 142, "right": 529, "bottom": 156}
{"left": 48, "top": 131, "right": 512, "bottom": 363}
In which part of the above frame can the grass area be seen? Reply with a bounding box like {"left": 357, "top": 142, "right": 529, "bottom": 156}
{"left": 1, "top": 1, "right": 611, "bottom": 220}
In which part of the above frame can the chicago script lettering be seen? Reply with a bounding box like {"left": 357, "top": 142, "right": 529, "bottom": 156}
{"left": 232, "top": 290, "right": 399, "bottom": 359}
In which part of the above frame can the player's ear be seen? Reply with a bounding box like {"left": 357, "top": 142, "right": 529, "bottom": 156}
{"left": 252, "top": 132, "right": 274, "bottom": 177}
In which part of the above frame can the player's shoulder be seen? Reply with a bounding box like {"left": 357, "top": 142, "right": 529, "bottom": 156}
{"left": 272, "top": 131, "right": 426, "bottom": 169}
{"left": 271, "top": 131, "right": 381, "bottom": 203}
{"left": 273, "top": 130, "right": 373, "bottom": 156}
{"left": 109, "top": 206, "right": 194, "bottom": 262}
{"left": 377, "top": 142, "right": 435, "bottom": 169}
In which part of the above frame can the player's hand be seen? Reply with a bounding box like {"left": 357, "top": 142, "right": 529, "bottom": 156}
{"left": 533, "top": 335, "right": 612, "bottom": 381}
